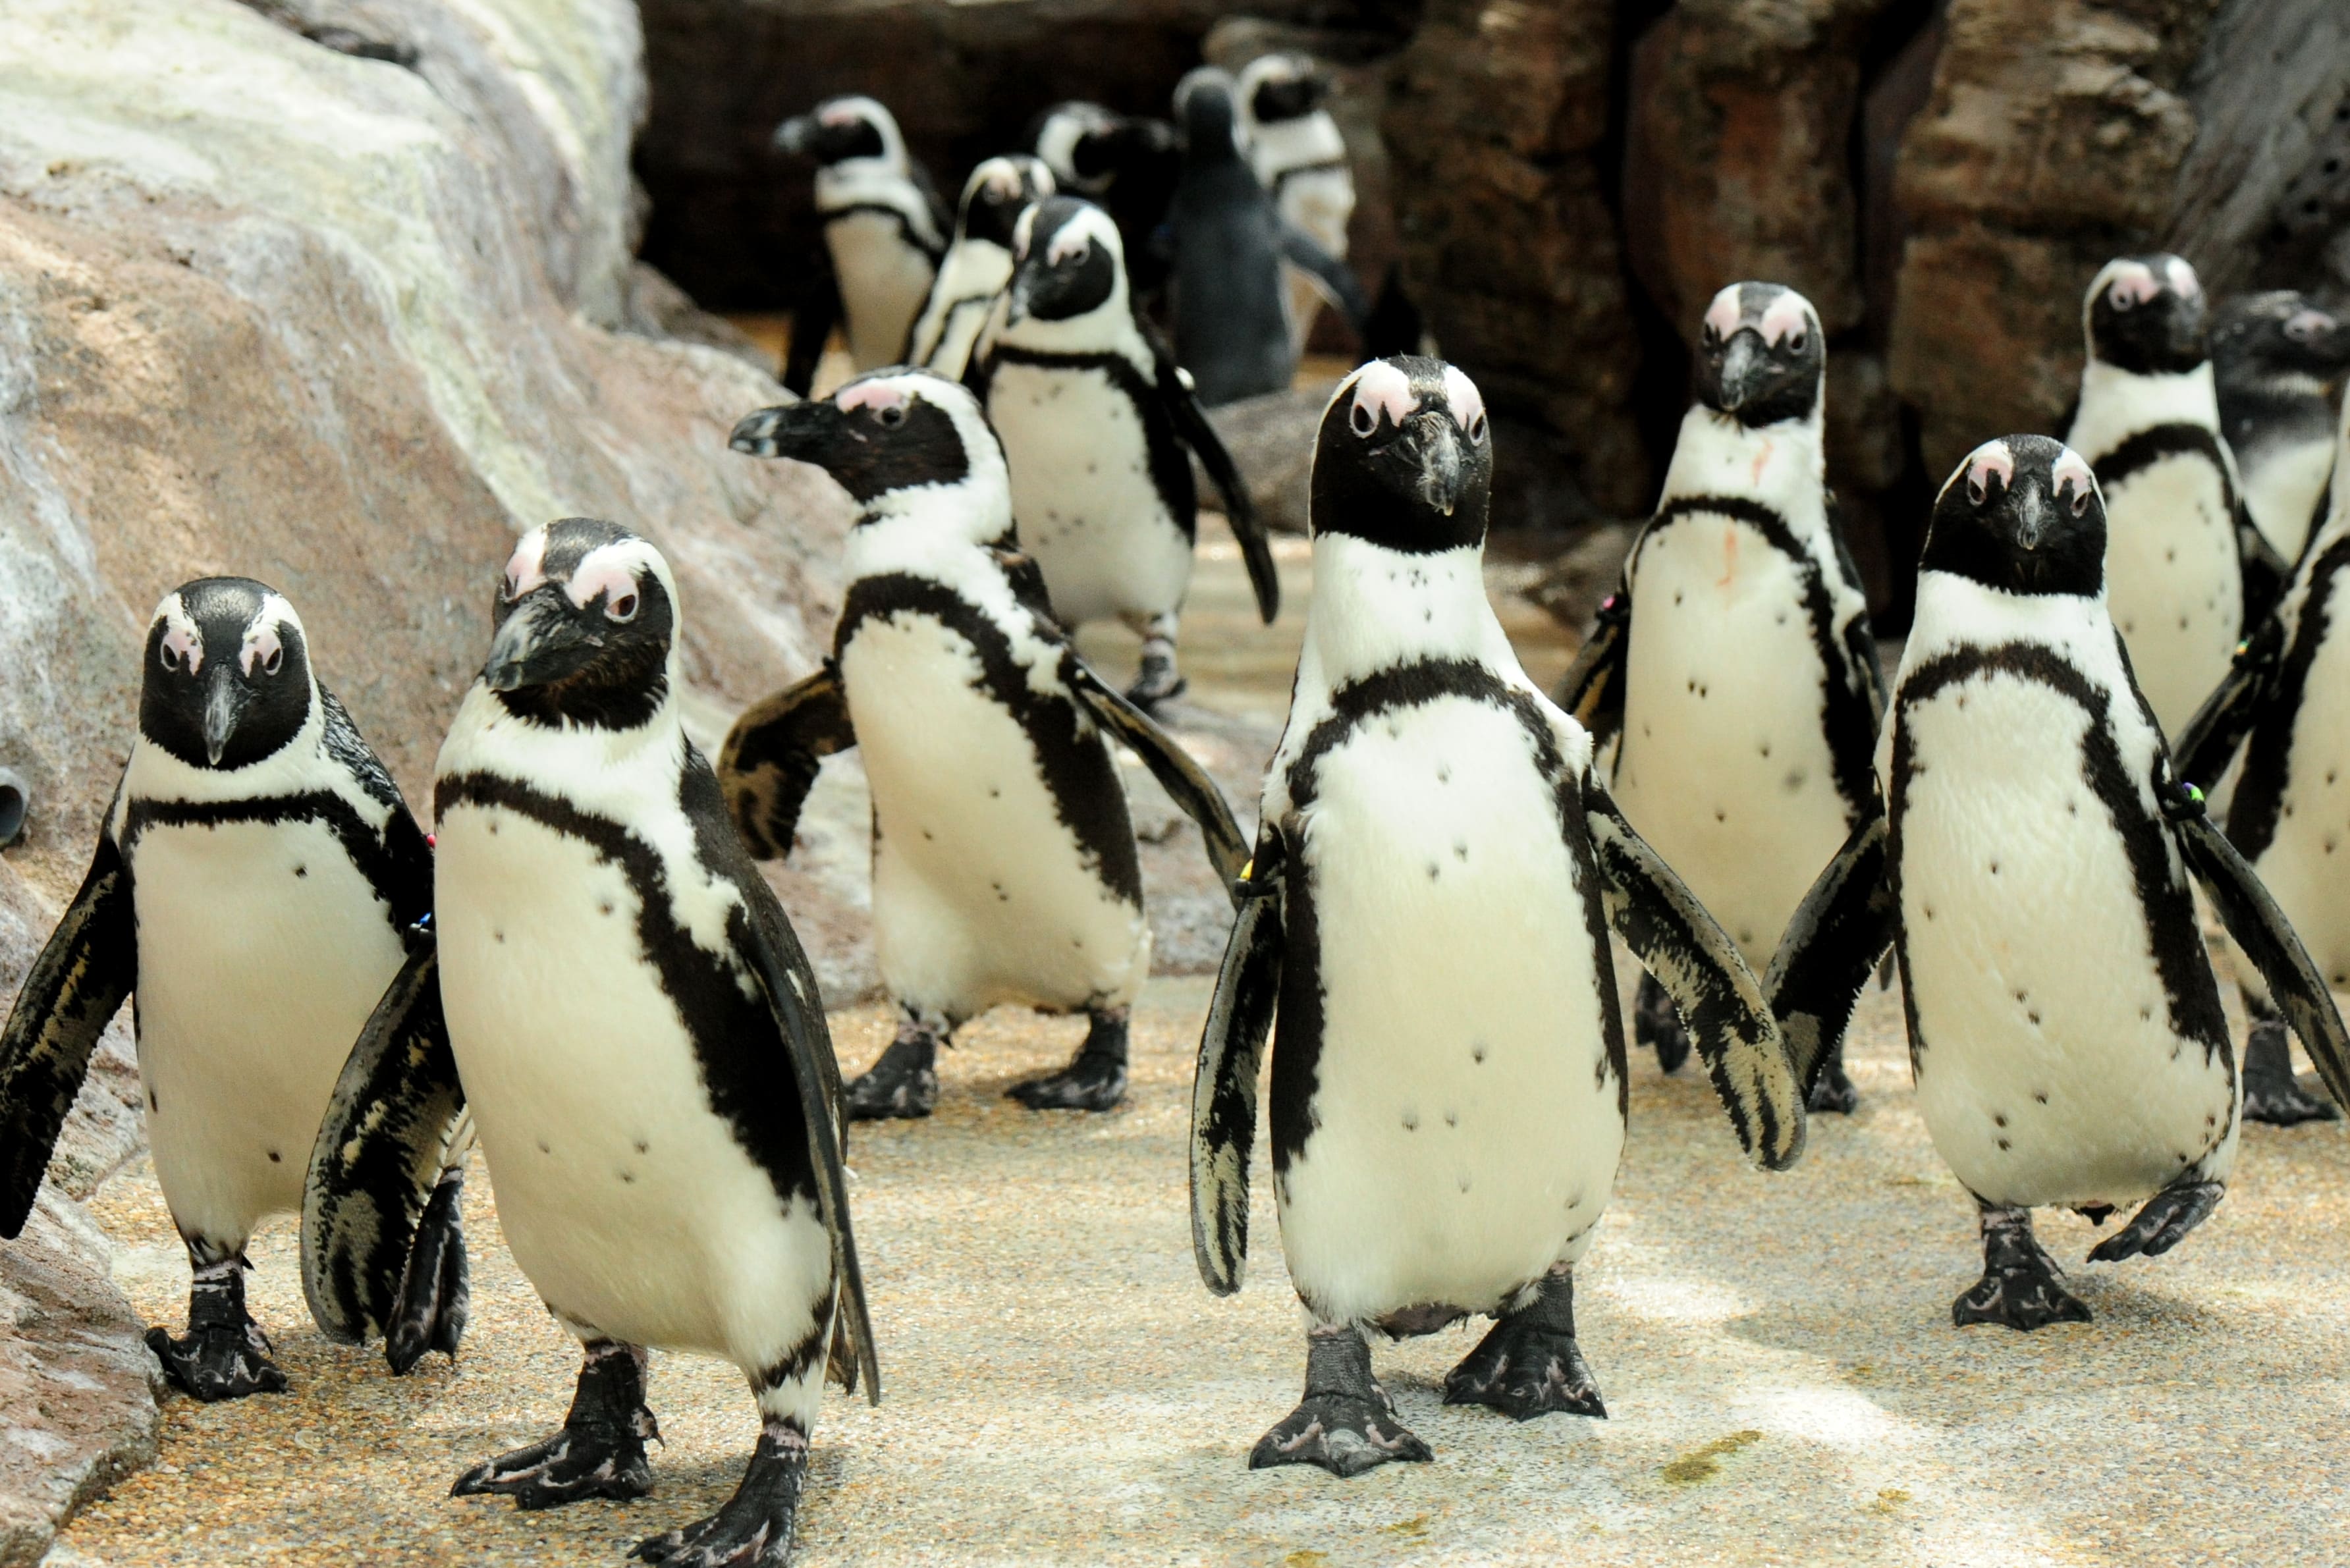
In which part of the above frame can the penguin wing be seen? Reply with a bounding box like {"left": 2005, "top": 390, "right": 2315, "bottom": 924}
{"left": 1274, "top": 222, "right": 1371, "bottom": 337}
{"left": 301, "top": 939, "right": 464, "bottom": 1343}
{"left": 1581, "top": 775, "right": 1807, "bottom": 1170}
{"left": 1822, "top": 490, "right": 1888, "bottom": 723}
{"left": 1762, "top": 809, "right": 1896, "bottom": 1099}
{"left": 782, "top": 248, "right": 842, "bottom": 399}
{"left": 1066, "top": 661, "right": 1250, "bottom": 896}
{"left": 2174, "top": 610, "right": 2285, "bottom": 790}
{"left": 1148, "top": 327, "right": 1280, "bottom": 624}
{"left": 0, "top": 825, "right": 134, "bottom": 1238}
{"left": 322, "top": 687, "right": 435, "bottom": 925}
{"left": 1190, "top": 835, "right": 1286, "bottom": 1295}
{"left": 716, "top": 664, "right": 858, "bottom": 861}
{"left": 1552, "top": 581, "right": 1631, "bottom": 749}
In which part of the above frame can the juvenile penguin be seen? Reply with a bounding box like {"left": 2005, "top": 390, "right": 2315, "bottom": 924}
{"left": 309, "top": 520, "right": 878, "bottom": 1565}
{"left": 970, "top": 194, "right": 1277, "bottom": 707}
{"left": 906, "top": 155, "right": 1054, "bottom": 380}
{"left": 2212, "top": 290, "right": 2350, "bottom": 567}
{"left": 1191, "top": 358, "right": 1806, "bottom": 1475}
{"left": 774, "top": 96, "right": 949, "bottom": 396}
{"left": 1233, "top": 51, "right": 1355, "bottom": 354}
{"left": 721, "top": 369, "right": 1248, "bottom": 1120}
{"left": 1770, "top": 436, "right": 2350, "bottom": 1328}
{"left": 0, "top": 580, "right": 466, "bottom": 1399}
{"left": 1558, "top": 283, "right": 1883, "bottom": 1111}
{"left": 1027, "top": 101, "right": 1181, "bottom": 306}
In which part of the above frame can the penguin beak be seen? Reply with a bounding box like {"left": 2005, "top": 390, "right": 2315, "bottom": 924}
{"left": 484, "top": 592, "right": 599, "bottom": 693}
{"left": 2167, "top": 297, "right": 2207, "bottom": 363}
{"left": 773, "top": 115, "right": 817, "bottom": 155}
{"left": 730, "top": 400, "right": 843, "bottom": 464}
{"left": 2011, "top": 483, "right": 2052, "bottom": 554}
{"left": 1407, "top": 415, "right": 1465, "bottom": 518}
{"left": 1716, "top": 333, "right": 1766, "bottom": 414}
{"left": 201, "top": 664, "right": 249, "bottom": 768}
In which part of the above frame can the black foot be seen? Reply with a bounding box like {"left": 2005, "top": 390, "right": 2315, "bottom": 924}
{"left": 1442, "top": 1268, "right": 1606, "bottom": 1421}
{"left": 1007, "top": 1008, "right": 1128, "bottom": 1112}
{"left": 147, "top": 1254, "right": 287, "bottom": 1401}
{"left": 1952, "top": 1206, "right": 2090, "bottom": 1330}
{"left": 2240, "top": 1019, "right": 2337, "bottom": 1125}
{"left": 1124, "top": 657, "right": 1187, "bottom": 713}
{"left": 454, "top": 1340, "right": 655, "bottom": 1509}
{"left": 1635, "top": 973, "right": 1689, "bottom": 1075}
{"left": 844, "top": 1029, "right": 939, "bottom": 1122}
{"left": 1249, "top": 1327, "right": 1432, "bottom": 1478}
{"left": 633, "top": 1419, "right": 808, "bottom": 1567}
{"left": 388, "top": 1164, "right": 470, "bottom": 1374}
{"left": 2089, "top": 1179, "right": 2224, "bottom": 1263}
{"left": 1807, "top": 1050, "right": 1859, "bottom": 1115}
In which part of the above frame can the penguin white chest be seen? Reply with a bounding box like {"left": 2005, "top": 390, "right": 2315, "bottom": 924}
{"left": 2102, "top": 454, "right": 2242, "bottom": 735}
{"left": 2245, "top": 601, "right": 2350, "bottom": 990}
{"left": 1275, "top": 696, "right": 1622, "bottom": 1325}
{"left": 1894, "top": 673, "right": 2236, "bottom": 1208}
{"left": 2241, "top": 439, "right": 2334, "bottom": 564}
{"left": 128, "top": 816, "right": 407, "bottom": 1245}
{"left": 827, "top": 210, "right": 935, "bottom": 370}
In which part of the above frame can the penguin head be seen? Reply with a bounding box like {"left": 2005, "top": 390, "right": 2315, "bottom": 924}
{"left": 730, "top": 371, "right": 1004, "bottom": 533}
{"left": 1694, "top": 283, "right": 1824, "bottom": 427}
{"left": 1004, "top": 197, "right": 1126, "bottom": 327}
{"left": 140, "top": 578, "right": 315, "bottom": 770}
{"left": 482, "top": 520, "right": 678, "bottom": 730}
{"left": 1919, "top": 436, "right": 2105, "bottom": 599}
{"left": 775, "top": 96, "right": 904, "bottom": 170}
{"left": 957, "top": 156, "right": 1054, "bottom": 252}
{"left": 1236, "top": 53, "right": 1330, "bottom": 128}
{"left": 2210, "top": 290, "right": 2350, "bottom": 385}
{"left": 1029, "top": 101, "right": 1122, "bottom": 195}
{"left": 2084, "top": 254, "right": 2206, "bottom": 376}
{"left": 1310, "top": 357, "right": 1494, "bottom": 554}
{"left": 1174, "top": 67, "right": 1243, "bottom": 163}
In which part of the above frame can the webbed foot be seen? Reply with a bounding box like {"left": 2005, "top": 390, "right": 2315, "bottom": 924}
{"left": 147, "top": 1252, "right": 287, "bottom": 1401}
{"left": 1007, "top": 1007, "right": 1128, "bottom": 1112}
{"left": 1249, "top": 1325, "right": 1431, "bottom": 1478}
{"left": 844, "top": 1025, "right": 940, "bottom": 1122}
{"left": 1124, "top": 637, "right": 1187, "bottom": 714}
{"left": 453, "top": 1339, "right": 655, "bottom": 1509}
{"left": 1634, "top": 973, "right": 1689, "bottom": 1075}
{"left": 387, "top": 1164, "right": 469, "bottom": 1374}
{"left": 2239, "top": 1019, "right": 2337, "bottom": 1125}
{"left": 1443, "top": 1266, "right": 1606, "bottom": 1420}
{"left": 632, "top": 1419, "right": 808, "bottom": 1567}
{"left": 2089, "top": 1179, "right": 2224, "bottom": 1263}
{"left": 1952, "top": 1204, "right": 2090, "bottom": 1330}
{"left": 1807, "top": 1049, "right": 1859, "bottom": 1115}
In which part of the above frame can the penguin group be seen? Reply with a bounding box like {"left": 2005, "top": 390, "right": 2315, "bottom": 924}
{"left": 1, "top": 41, "right": 2349, "bottom": 1567}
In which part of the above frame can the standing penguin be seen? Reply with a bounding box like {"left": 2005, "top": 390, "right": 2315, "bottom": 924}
{"left": 970, "top": 194, "right": 1278, "bottom": 708}
{"left": 774, "top": 96, "right": 949, "bottom": 396}
{"left": 1557, "top": 283, "right": 1882, "bottom": 1112}
{"left": 2211, "top": 290, "right": 2350, "bottom": 568}
{"left": 0, "top": 580, "right": 466, "bottom": 1399}
{"left": 1770, "top": 436, "right": 2350, "bottom": 1328}
{"left": 722, "top": 370, "right": 1249, "bottom": 1119}
{"left": 1191, "top": 358, "right": 1806, "bottom": 1475}
{"left": 906, "top": 155, "right": 1054, "bottom": 380}
{"left": 308, "top": 520, "right": 878, "bottom": 1564}
{"left": 1233, "top": 51, "right": 1355, "bottom": 356}
{"left": 1027, "top": 101, "right": 1182, "bottom": 306}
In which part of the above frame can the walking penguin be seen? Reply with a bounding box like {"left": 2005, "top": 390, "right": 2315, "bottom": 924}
{"left": 1191, "top": 357, "right": 1807, "bottom": 1475}
{"left": 907, "top": 155, "right": 1054, "bottom": 380}
{"left": 2211, "top": 290, "right": 2350, "bottom": 568}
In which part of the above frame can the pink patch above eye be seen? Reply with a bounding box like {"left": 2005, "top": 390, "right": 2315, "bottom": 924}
{"left": 1047, "top": 222, "right": 1096, "bottom": 265}
{"left": 2287, "top": 308, "right": 2337, "bottom": 340}
{"left": 2106, "top": 263, "right": 2162, "bottom": 308}
{"left": 505, "top": 530, "right": 550, "bottom": 600}
{"left": 837, "top": 380, "right": 908, "bottom": 415}
{"left": 1758, "top": 292, "right": 1811, "bottom": 346}
{"left": 1965, "top": 440, "right": 2016, "bottom": 495}
{"left": 2050, "top": 447, "right": 2096, "bottom": 500}
{"left": 239, "top": 624, "right": 282, "bottom": 677}
{"left": 819, "top": 104, "right": 862, "bottom": 127}
{"left": 1440, "top": 365, "right": 1485, "bottom": 429}
{"left": 2165, "top": 256, "right": 2201, "bottom": 298}
{"left": 162, "top": 622, "right": 204, "bottom": 674}
{"left": 1350, "top": 361, "right": 1419, "bottom": 431}
{"left": 1703, "top": 288, "right": 1743, "bottom": 341}
{"left": 567, "top": 557, "right": 642, "bottom": 613}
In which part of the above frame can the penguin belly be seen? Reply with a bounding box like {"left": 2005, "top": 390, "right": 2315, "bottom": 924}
{"left": 1614, "top": 518, "right": 1857, "bottom": 962}
{"left": 2241, "top": 437, "right": 2334, "bottom": 564}
{"left": 2240, "top": 608, "right": 2350, "bottom": 997}
{"left": 827, "top": 210, "right": 935, "bottom": 371}
{"left": 1274, "top": 167, "right": 1352, "bottom": 350}
{"left": 435, "top": 803, "right": 831, "bottom": 1374}
{"left": 989, "top": 361, "right": 1193, "bottom": 627}
{"left": 2102, "top": 456, "right": 2243, "bottom": 734}
{"left": 842, "top": 610, "right": 1150, "bottom": 1021}
{"left": 1896, "top": 673, "right": 2237, "bottom": 1208}
{"left": 130, "top": 817, "right": 406, "bottom": 1247}
{"left": 1275, "top": 697, "right": 1622, "bottom": 1326}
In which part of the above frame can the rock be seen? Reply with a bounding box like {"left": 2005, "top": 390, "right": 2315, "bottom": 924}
{"left": 1198, "top": 381, "right": 1336, "bottom": 535}
{"left": 1524, "top": 521, "right": 1639, "bottom": 637}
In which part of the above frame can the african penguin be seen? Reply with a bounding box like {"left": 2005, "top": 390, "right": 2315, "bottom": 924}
{"left": 906, "top": 155, "right": 1054, "bottom": 381}
{"left": 1771, "top": 435, "right": 2350, "bottom": 1330}
{"left": 1233, "top": 51, "right": 1355, "bottom": 356}
{"left": 1027, "top": 100, "right": 1182, "bottom": 306}
{"left": 2063, "top": 254, "right": 2252, "bottom": 737}
{"left": 1560, "top": 283, "right": 1882, "bottom": 1112}
{"left": 0, "top": 579, "right": 466, "bottom": 1401}
{"left": 310, "top": 520, "right": 880, "bottom": 1563}
{"left": 970, "top": 194, "right": 1277, "bottom": 709}
{"left": 2212, "top": 290, "right": 2350, "bottom": 567}
{"left": 1191, "top": 357, "right": 1806, "bottom": 1476}
{"left": 721, "top": 370, "right": 1247, "bottom": 1121}
{"left": 773, "top": 96, "right": 949, "bottom": 396}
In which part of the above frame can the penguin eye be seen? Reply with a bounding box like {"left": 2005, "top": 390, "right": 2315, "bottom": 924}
{"left": 1966, "top": 473, "right": 1988, "bottom": 506}
{"left": 502, "top": 573, "right": 519, "bottom": 601}
{"left": 1350, "top": 401, "right": 1376, "bottom": 437}
{"left": 608, "top": 591, "right": 640, "bottom": 623}
{"left": 2067, "top": 483, "right": 2090, "bottom": 517}
{"left": 1465, "top": 409, "right": 1488, "bottom": 445}
{"left": 159, "top": 642, "right": 179, "bottom": 672}
{"left": 2108, "top": 282, "right": 2135, "bottom": 311}
{"left": 263, "top": 646, "right": 284, "bottom": 676}
{"left": 1786, "top": 329, "right": 1808, "bottom": 354}
{"left": 877, "top": 403, "right": 907, "bottom": 427}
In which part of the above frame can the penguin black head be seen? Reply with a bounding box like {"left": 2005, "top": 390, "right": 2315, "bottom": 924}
{"left": 1311, "top": 356, "right": 1493, "bottom": 554}
{"left": 2211, "top": 290, "right": 2350, "bottom": 386}
{"left": 731, "top": 371, "right": 1001, "bottom": 523}
{"left": 483, "top": 519, "right": 678, "bottom": 730}
{"left": 775, "top": 96, "right": 900, "bottom": 169}
{"left": 1693, "top": 282, "right": 1824, "bottom": 427}
{"left": 956, "top": 155, "right": 1054, "bottom": 252}
{"left": 140, "top": 578, "right": 315, "bottom": 770}
{"left": 2084, "top": 254, "right": 2206, "bottom": 377}
{"left": 1237, "top": 53, "right": 1330, "bottom": 125}
{"left": 1919, "top": 435, "right": 2105, "bottom": 599}
{"left": 1005, "top": 198, "right": 1124, "bottom": 326}
{"left": 1029, "top": 101, "right": 1121, "bottom": 195}
{"left": 1174, "top": 68, "right": 1244, "bottom": 166}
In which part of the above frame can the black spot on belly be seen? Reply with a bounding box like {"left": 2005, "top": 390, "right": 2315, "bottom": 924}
{"left": 635, "top": 1139, "right": 649, "bottom": 1154}
{"left": 1998, "top": 1139, "right": 2011, "bottom": 1150}
{"left": 148, "top": 1089, "right": 157, "bottom": 1112}
{"left": 1992, "top": 1114, "right": 2006, "bottom": 1127}
{"left": 537, "top": 1140, "right": 552, "bottom": 1154}
{"left": 494, "top": 930, "right": 505, "bottom": 944}
{"left": 1454, "top": 842, "right": 1468, "bottom": 861}
{"left": 1471, "top": 1043, "right": 1487, "bottom": 1064}
{"left": 1402, "top": 1112, "right": 1419, "bottom": 1131}
{"left": 1444, "top": 1110, "right": 1458, "bottom": 1127}
{"left": 268, "top": 1150, "right": 282, "bottom": 1163}
{"left": 2035, "top": 1092, "right": 2048, "bottom": 1104}
{"left": 619, "top": 1171, "right": 636, "bottom": 1184}
{"left": 600, "top": 902, "right": 615, "bottom": 916}
{"left": 293, "top": 865, "right": 306, "bottom": 879}
{"left": 1427, "top": 863, "right": 1440, "bottom": 880}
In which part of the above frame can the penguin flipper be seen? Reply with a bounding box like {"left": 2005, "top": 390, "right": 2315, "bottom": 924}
{"left": 716, "top": 664, "right": 858, "bottom": 861}
{"left": 1581, "top": 776, "right": 1807, "bottom": 1170}
{"left": 1552, "top": 583, "right": 1630, "bottom": 750}
{"left": 782, "top": 255, "right": 842, "bottom": 398}
{"left": 1762, "top": 809, "right": 1896, "bottom": 1098}
{"left": 1822, "top": 490, "right": 1887, "bottom": 722}
{"left": 301, "top": 940, "right": 466, "bottom": 1345}
{"left": 1275, "top": 223, "right": 1371, "bottom": 338}
{"left": 1067, "top": 661, "right": 1249, "bottom": 897}
{"left": 2174, "top": 611, "right": 2284, "bottom": 791}
{"left": 1190, "top": 839, "right": 1285, "bottom": 1295}
{"left": 1150, "top": 329, "right": 1280, "bottom": 624}
{"left": 0, "top": 827, "right": 134, "bottom": 1239}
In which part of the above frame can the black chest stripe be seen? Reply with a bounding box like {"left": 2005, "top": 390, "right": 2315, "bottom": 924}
{"left": 1887, "top": 642, "right": 2227, "bottom": 1067}
{"left": 2092, "top": 424, "right": 2235, "bottom": 506}
{"left": 121, "top": 792, "right": 430, "bottom": 931}
{"left": 980, "top": 342, "right": 1197, "bottom": 539}
{"left": 824, "top": 201, "right": 941, "bottom": 259}
{"left": 2231, "top": 533, "right": 2350, "bottom": 860}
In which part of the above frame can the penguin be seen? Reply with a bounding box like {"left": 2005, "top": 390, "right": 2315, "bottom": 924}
{"left": 969, "top": 194, "right": 1278, "bottom": 709}
{"left": 1190, "top": 357, "right": 1806, "bottom": 1476}
{"left": 2211, "top": 290, "right": 2350, "bottom": 568}
{"left": 1166, "top": 68, "right": 1368, "bottom": 408}
{"left": 721, "top": 369, "right": 1249, "bottom": 1120}
{"left": 1027, "top": 101, "right": 1182, "bottom": 307}
{"left": 773, "top": 96, "right": 950, "bottom": 396}
{"left": 0, "top": 579, "right": 466, "bottom": 1400}
{"left": 1556, "top": 283, "right": 1883, "bottom": 1112}
{"left": 307, "top": 519, "right": 879, "bottom": 1565}
{"left": 905, "top": 155, "right": 1054, "bottom": 381}
{"left": 2063, "top": 254, "right": 2268, "bottom": 736}
{"left": 1768, "top": 435, "right": 2350, "bottom": 1329}
{"left": 1233, "top": 51, "right": 1355, "bottom": 355}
